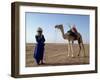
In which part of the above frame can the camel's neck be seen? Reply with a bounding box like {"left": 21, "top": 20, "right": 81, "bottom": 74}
{"left": 59, "top": 26, "right": 65, "bottom": 39}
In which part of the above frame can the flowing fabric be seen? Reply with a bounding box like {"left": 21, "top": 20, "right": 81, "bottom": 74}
{"left": 34, "top": 35, "right": 45, "bottom": 64}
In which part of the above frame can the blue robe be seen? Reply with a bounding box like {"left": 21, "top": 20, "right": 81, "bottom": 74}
{"left": 34, "top": 35, "right": 45, "bottom": 64}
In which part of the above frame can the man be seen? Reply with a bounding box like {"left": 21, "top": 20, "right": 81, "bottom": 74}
{"left": 34, "top": 27, "right": 45, "bottom": 65}
{"left": 71, "top": 24, "right": 78, "bottom": 33}
{"left": 67, "top": 24, "right": 78, "bottom": 38}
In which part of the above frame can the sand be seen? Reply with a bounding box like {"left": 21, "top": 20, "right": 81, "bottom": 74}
{"left": 26, "top": 43, "right": 89, "bottom": 67}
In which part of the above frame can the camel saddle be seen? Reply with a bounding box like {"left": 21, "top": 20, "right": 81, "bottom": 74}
{"left": 67, "top": 30, "right": 78, "bottom": 38}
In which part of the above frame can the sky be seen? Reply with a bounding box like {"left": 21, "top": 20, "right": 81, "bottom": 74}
{"left": 25, "top": 12, "right": 90, "bottom": 44}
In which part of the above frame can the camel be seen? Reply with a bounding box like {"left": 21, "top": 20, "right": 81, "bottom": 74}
{"left": 55, "top": 24, "right": 85, "bottom": 57}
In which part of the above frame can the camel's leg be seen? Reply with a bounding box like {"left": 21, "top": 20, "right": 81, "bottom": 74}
{"left": 67, "top": 42, "right": 70, "bottom": 57}
{"left": 78, "top": 43, "right": 81, "bottom": 56}
{"left": 78, "top": 43, "right": 86, "bottom": 57}
{"left": 67, "top": 43, "right": 69, "bottom": 57}
{"left": 82, "top": 43, "right": 86, "bottom": 57}
{"left": 70, "top": 41, "right": 74, "bottom": 57}
{"left": 67, "top": 41, "right": 70, "bottom": 57}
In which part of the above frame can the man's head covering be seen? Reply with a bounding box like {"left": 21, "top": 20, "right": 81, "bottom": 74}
{"left": 37, "top": 27, "right": 43, "bottom": 32}
{"left": 72, "top": 24, "right": 77, "bottom": 33}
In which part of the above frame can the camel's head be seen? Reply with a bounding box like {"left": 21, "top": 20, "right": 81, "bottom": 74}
{"left": 55, "top": 24, "right": 63, "bottom": 30}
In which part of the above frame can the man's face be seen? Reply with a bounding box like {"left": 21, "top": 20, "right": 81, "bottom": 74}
{"left": 38, "top": 31, "right": 42, "bottom": 35}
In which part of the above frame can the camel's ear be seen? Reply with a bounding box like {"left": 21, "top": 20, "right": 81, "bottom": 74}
{"left": 60, "top": 24, "right": 63, "bottom": 26}
{"left": 55, "top": 25, "right": 57, "bottom": 28}
{"left": 55, "top": 25, "right": 58, "bottom": 28}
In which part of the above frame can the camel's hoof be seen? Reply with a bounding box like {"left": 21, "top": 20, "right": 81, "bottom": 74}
{"left": 67, "top": 55, "right": 70, "bottom": 57}
{"left": 84, "top": 55, "right": 87, "bottom": 57}
{"left": 71, "top": 55, "right": 74, "bottom": 58}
